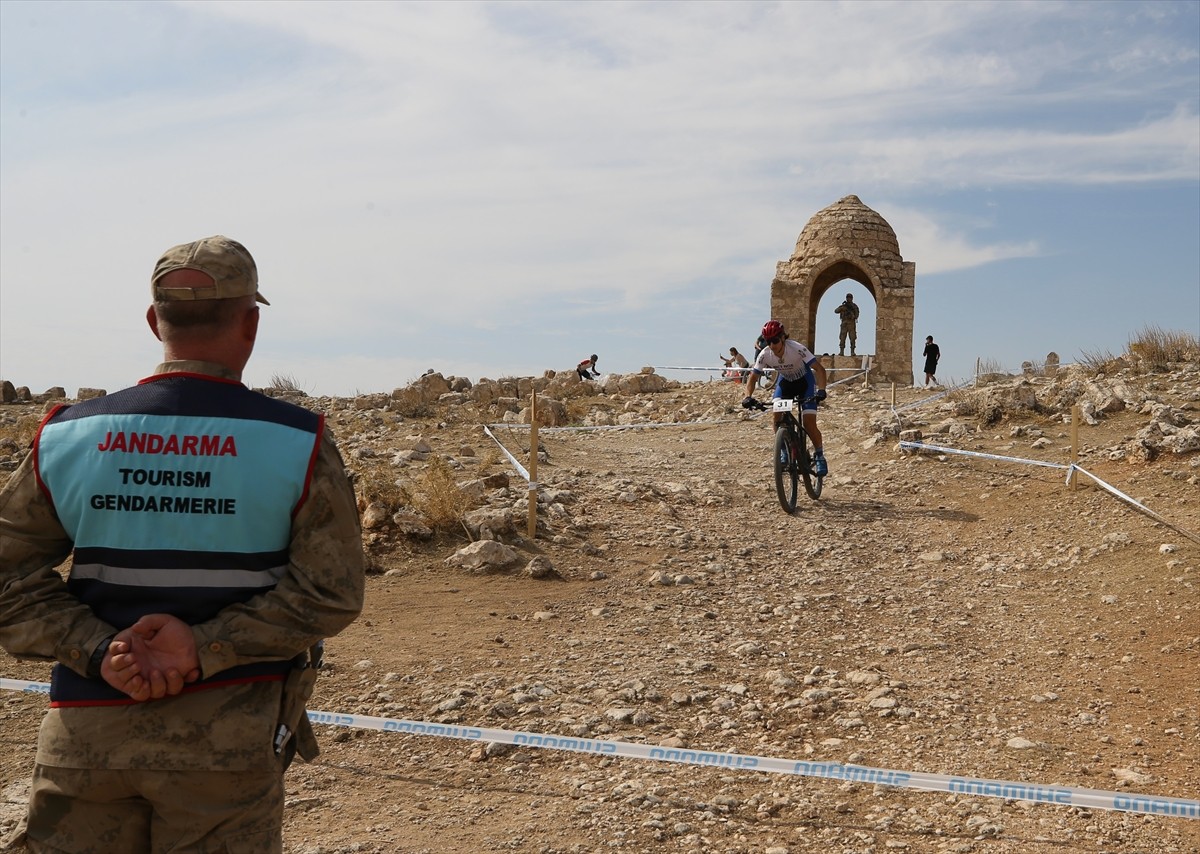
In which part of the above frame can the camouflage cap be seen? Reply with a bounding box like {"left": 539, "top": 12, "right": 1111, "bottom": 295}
{"left": 151, "top": 235, "right": 269, "bottom": 304}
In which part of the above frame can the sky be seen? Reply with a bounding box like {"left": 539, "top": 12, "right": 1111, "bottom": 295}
{"left": 1, "top": 0, "right": 1197, "bottom": 397}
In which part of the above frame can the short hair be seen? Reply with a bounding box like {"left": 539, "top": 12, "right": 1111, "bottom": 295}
{"left": 154, "top": 295, "right": 254, "bottom": 336}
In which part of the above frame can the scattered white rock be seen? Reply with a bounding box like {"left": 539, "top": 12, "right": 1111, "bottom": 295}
{"left": 1006, "top": 737, "right": 1038, "bottom": 750}
{"left": 444, "top": 540, "right": 521, "bottom": 571}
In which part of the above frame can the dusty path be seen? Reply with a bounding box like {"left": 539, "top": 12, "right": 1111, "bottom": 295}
{"left": 3, "top": 375, "right": 1198, "bottom": 853}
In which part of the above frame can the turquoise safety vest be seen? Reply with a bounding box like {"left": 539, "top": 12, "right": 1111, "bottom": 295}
{"left": 34, "top": 372, "right": 323, "bottom": 706}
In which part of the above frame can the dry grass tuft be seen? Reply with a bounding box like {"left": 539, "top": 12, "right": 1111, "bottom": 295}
{"left": 1127, "top": 325, "right": 1199, "bottom": 371}
{"left": 355, "top": 463, "right": 410, "bottom": 514}
{"left": 389, "top": 397, "right": 432, "bottom": 419}
{"left": 269, "top": 373, "right": 304, "bottom": 392}
{"left": 412, "top": 455, "right": 471, "bottom": 533}
{"left": 973, "top": 358, "right": 1013, "bottom": 383}
{"left": 476, "top": 446, "right": 502, "bottom": 472}
{"left": 1076, "top": 347, "right": 1126, "bottom": 375}
{"left": 1077, "top": 326, "right": 1197, "bottom": 376}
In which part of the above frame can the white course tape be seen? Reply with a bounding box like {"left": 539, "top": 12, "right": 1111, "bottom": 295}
{"left": 1068, "top": 464, "right": 1200, "bottom": 544}
{"left": 1070, "top": 463, "right": 1159, "bottom": 509}
{"left": 2, "top": 679, "right": 49, "bottom": 694}
{"left": 898, "top": 441, "right": 1069, "bottom": 470}
{"left": 0, "top": 679, "right": 1195, "bottom": 819}
{"left": 830, "top": 370, "right": 867, "bottom": 387}
{"left": 482, "top": 426, "right": 530, "bottom": 483}
{"left": 488, "top": 420, "right": 741, "bottom": 433}
{"left": 653, "top": 365, "right": 860, "bottom": 374}
{"left": 897, "top": 443, "right": 1200, "bottom": 544}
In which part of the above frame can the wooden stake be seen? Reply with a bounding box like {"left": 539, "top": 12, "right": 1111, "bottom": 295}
{"left": 528, "top": 389, "right": 538, "bottom": 539}
{"left": 1070, "top": 404, "right": 1080, "bottom": 491}
{"left": 890, "top": 382, "right": 896, "bottom": 408}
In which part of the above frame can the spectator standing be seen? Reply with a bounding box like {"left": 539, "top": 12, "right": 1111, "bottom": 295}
{"left": 834, "top": 293, "right": 860, "bottom": 357}
{"left": 0, "top": 235, "right": 366, "bottom": 852}
{"left": 922, "top": 335, "right": 941, "bottom": 388}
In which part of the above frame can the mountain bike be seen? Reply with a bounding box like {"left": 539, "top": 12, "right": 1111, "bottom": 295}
{"left": 770, "top": 396, "right": 823, "bottom": 512}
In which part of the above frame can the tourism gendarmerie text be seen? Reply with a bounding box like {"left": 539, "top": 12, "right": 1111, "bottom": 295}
{"left": 91, "top": 431, "right": 238, "bottom": 515}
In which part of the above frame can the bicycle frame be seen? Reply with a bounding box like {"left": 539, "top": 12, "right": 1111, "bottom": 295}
{"left": 771, "top": 397, "right": 823, "bottom": 512}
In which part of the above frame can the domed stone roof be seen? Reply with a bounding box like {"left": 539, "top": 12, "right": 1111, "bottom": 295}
{"left": 792, "top": 195, "right": 901, "bottom": 265}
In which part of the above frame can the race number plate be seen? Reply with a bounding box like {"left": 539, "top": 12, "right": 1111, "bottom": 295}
{"left": 772, "top": 398, "right": 794, "bottom": 413}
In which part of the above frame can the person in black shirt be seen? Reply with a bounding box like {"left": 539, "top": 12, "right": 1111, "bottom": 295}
{"left": 922, "top": 336, "right": 941, "bottom": 388}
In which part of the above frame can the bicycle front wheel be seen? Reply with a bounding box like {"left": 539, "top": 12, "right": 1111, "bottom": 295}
{"left": 774, "top": 426, "right": 798, "bottom": 513}
{"left": 800, "top": 427, "right": 823, "bottom": 500}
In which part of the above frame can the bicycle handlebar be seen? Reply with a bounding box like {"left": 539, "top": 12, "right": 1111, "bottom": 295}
{"left": 743, "top": 394, "right": 823, "bottom": 412}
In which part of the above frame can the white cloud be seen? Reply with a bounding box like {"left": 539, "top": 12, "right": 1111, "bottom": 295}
{"left": 879, "top": 204, "right": 1041, "bottom": 276}
{"left": 1, "top": 0, "right": 1196, "bottom": 395}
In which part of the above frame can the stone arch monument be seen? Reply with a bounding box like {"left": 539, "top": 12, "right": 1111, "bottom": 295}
{"left": 770, "top": 195, "right": 915, "bottom": 385}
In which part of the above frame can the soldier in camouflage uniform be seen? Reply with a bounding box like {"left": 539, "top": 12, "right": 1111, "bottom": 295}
{"left": 834, "top": 293, "right": 860, "bottom": 356}
{"left": 0, "top": 236, "right": 365, "bottom": 852}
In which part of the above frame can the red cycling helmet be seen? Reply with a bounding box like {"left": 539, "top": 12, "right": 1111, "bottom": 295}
{"left": 761, "top": 320, "right": 785, "bottom": 341}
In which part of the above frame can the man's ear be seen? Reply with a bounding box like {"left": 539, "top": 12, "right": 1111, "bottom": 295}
{"left": 146, "top": 305, "right": 163, "bottom": 341}
{"left": 242, "top": 304, "right": 260, "bottom": 343}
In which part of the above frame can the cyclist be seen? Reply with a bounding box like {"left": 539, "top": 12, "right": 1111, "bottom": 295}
{"left": 742, "top": 319, "right": 830, "bottom": 476}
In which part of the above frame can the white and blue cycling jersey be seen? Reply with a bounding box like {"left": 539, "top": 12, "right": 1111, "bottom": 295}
{"left": 750, "top": 339, "right": 819, "bottom": 409}
{"left": 750, "top": 338, "right": 817, "bottom": 382}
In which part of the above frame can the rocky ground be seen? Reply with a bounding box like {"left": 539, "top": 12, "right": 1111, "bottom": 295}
{"left": 1, "top": 360, "right": 1198, "bottom": 854}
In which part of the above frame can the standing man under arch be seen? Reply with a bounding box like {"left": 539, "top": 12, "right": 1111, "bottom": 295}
{"left": 834, "top": 293, "right": 859, "bottom": 357}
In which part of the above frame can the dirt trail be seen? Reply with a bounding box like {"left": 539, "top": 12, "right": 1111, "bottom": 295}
{"left": 3, "top": 376, "right": 1198, "bottom": 853}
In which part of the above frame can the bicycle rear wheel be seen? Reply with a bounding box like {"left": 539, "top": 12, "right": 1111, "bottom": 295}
{"left": 774, "top": 425, "right": 798, "bottom": 513}
{"left": 799, "top": 425, "right": 823, "bottom": 500}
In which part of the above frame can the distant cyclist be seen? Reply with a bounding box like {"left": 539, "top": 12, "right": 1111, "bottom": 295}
{"left": 742, "top": 319, "right": 830, "bottom": 476}
{"left": 577, "top": 354, "right": 599, "bottom": 381}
